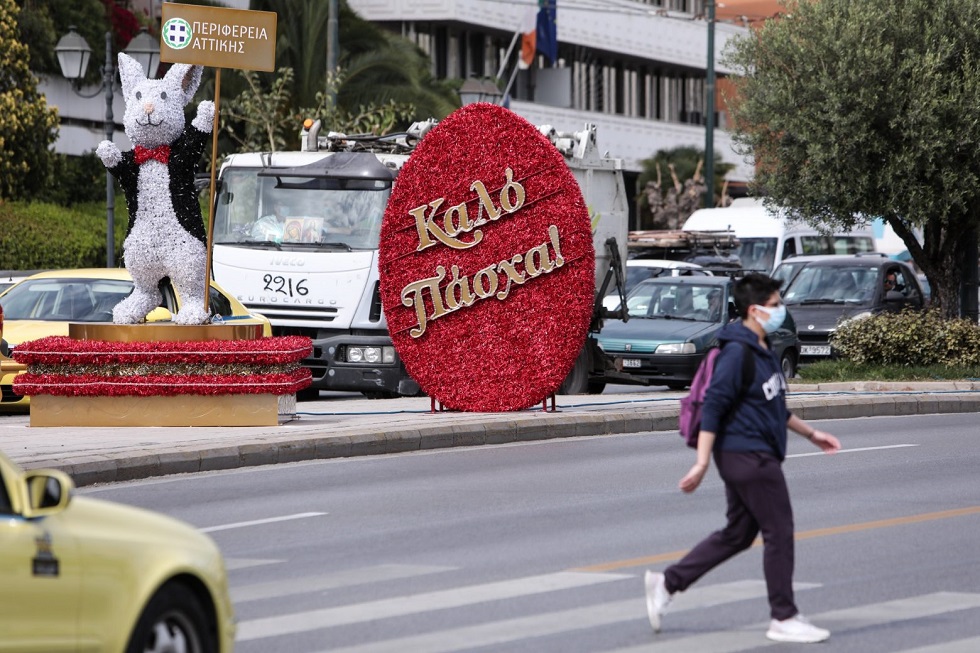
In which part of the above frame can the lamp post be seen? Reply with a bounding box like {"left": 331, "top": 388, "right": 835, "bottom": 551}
{"left": 703, "top": 0, "right": 716, "bottom": 209}
{"left": 55, "top": 27, "right": 160, "bottom": 268}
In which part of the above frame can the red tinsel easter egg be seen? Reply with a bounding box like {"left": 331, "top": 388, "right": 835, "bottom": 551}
{"left": 378, "top": 103, "right": 595, "bottom": 411}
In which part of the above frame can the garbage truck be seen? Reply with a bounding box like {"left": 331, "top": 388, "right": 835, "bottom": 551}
{"left": 210, "top": 118, "right": 631, "bottom": 398}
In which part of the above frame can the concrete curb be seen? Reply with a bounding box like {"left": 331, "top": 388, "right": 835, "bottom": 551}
{"left": 30, "top": 391, "right": 980, "bottom": 488}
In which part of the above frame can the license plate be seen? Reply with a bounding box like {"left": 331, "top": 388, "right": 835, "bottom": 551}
{"left": 801, "top": 345, "right": 831, "bottom": 356}
{"left": 622, "top": 358, "right": 642, "bottom": 368}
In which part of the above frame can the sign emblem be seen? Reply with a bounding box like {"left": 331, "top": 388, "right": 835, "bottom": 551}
{"left": 162, "top": 18, "right": 192, "bottom": 50}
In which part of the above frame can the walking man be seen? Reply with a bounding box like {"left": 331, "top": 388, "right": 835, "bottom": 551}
{"left": 645, "top": 273, "right": 841, "bottom": 643}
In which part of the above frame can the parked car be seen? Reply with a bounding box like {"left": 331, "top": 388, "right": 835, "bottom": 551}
{"left": 781, "top": 256, "right": 926, "bottom": 361}
{"left": 0, "top": 270, "right": 47, "bottom": 294}
{"left": 770, "top": 254, "right": 860, "bottom": 291}
{"left": 0, "top": 448, "right": 235, "bottom": 651}
{"left": 603, "top": 259, "right": 710, "bottom": 310}
{"left": 596, "top": 276, "right": 800, "bottom": 389}
{"left": 0, "top": 268, "right": 273, "bottom": 411}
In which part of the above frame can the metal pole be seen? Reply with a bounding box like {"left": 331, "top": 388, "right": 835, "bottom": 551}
{"left": 703, "top": 1, "right": 716, "bottom": 209}
{"left": 327, "top": 0, "right": 339, "bottom": 109}
{"left": 103, "top": 31, "right": 116, "bottom": 267}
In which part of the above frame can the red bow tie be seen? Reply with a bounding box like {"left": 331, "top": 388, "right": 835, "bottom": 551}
{"left": 134, "top": 145, "right": 170, "bottom": 165}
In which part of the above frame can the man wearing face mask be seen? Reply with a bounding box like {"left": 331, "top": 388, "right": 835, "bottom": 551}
{"left": 644, "top": 273, "right": 841, "bottom": 644}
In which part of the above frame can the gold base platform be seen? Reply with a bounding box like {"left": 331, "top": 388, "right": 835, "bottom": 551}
{"left": 30, "top": 393, "right": 279, "bottom": 427}
{"left": 68, "top": 322, "right": 263, "bottom": 342}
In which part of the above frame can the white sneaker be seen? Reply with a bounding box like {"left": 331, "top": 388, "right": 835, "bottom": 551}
{"left": 644, "top": 570, "right": 672, "bottom": 633}
{"left": 766, "top": 614, "right": 830, "bottom": 643}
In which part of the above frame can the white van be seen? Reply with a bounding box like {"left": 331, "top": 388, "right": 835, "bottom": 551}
{"left": 682, "top": 198, "right": 877, "bottom": 273}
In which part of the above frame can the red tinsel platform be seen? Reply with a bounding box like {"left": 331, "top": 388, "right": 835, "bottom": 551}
{"left": 12, "top": 335, "right": 312, "bottom": 397}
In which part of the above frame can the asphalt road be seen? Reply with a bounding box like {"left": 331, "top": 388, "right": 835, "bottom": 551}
{"left": 84, "top": 413, "right": 980, "bottom": 653}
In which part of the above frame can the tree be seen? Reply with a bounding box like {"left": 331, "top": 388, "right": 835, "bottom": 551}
{"left": 249, "top": 0, "right": 458, "bottom": 125}
{"left": 724, "top": 0, "right": 980, "bottom": 318}
{"left": 0, "top": 0, "right": 58, "bottom": 200}
{"left": 636, "top": 146, "right": 734, "bottom": 229}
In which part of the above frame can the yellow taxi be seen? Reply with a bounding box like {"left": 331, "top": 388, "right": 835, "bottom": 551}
{"left": 0, "top": 449, "right": 235, "bottom": 652}
{"left": 0, "top": 269, "right": 273, "bottom": 411}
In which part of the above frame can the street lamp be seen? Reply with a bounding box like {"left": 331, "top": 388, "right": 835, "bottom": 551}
{"left": 55, "top": 27, "right": 160, "bottom": 267}
{"left": 458, "top": 77, "right": 504, "bottom": 106}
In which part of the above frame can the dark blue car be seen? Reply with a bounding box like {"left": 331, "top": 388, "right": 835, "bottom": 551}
{"left": 597, "top": 276, "right": 800, "bottom": 390}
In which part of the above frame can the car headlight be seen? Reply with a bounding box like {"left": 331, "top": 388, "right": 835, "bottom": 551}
{"left": 344, "top": 346, "right": 396, "bottom": 364}
{"left": 655, "top": 342, "right": 696, "bottom": 354}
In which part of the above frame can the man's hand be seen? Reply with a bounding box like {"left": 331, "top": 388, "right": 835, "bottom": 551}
{"left": 679, "top": 462, "right": 708, "bottom": 493}
{"left": 811, "top": 429, "right": 841, "bottom": 454}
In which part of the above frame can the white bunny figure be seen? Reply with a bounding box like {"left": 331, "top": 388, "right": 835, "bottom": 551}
{"left": 97, "top": 53, "right": 214, "bottom": 325}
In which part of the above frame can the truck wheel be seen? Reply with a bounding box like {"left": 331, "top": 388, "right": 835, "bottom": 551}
{"left": 125, "top": 583, "right": 214, "bottom": 653}
{"left": 363, "top": 390, "right": 400, "bottom": 399}
{"left": 587, "top": 381, "right": 606, "bottom": 394}
{"left": 559, "top": 349, "right": 590, "bottom": 395}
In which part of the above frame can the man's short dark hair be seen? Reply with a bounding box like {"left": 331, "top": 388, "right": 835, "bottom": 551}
{"left": 733, "top": 273, "right": 783, "bottom": 318}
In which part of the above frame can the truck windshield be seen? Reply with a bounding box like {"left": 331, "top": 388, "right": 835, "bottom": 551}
{"left": 735, "top": 238, "right": 777, "bottom": 273}
{"left": 212, "top": 167, "right": 391, "bottom": 250}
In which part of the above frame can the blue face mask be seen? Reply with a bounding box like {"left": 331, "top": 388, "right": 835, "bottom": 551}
{"left": 752, "top": 304, "right": 786, "bottom": 334}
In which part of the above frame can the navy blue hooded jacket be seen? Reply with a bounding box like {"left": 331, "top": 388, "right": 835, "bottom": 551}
{"left": 700, "top": 321, "right": 789, "bottom": 460}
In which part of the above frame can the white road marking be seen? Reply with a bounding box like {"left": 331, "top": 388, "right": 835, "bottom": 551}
{"left": 608, "top": 591, "right": 980, "bottom": 652}
{"left": 788, "top": 443, "right": 919, "bottom": 458}
{"left": 199, "top": 511, "right": 326, "bottom": 533}
{"left": 315, "top": 580, "right": 821, "bottom": 653}
{"left": 235, "top": 571, "right": 631, "bottom": 641}
{"left": 223, "top": 558, "right": 283, "bottom": 571}
{"left": 896, "top": 635, "right": 980, "bottom": 653}
{"left": 232, "top": 564, "right": 455, "bottom": 603}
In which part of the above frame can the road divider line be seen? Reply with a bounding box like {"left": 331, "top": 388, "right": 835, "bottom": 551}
{"left": 199, "top": 511, "right": 326, "bottom": 533}
{"left": 788, "top": 443, "right": 919, "bottom": 458}
{"left": 573, "top": 506, "right": 980, "bottom": 572}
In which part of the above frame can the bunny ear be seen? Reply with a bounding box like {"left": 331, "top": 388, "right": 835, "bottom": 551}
{"left": 117, "top": 53, "right": 145, "bottom": 97}
{"left": 163, "top": 63, "right": 204, "bottom": 104}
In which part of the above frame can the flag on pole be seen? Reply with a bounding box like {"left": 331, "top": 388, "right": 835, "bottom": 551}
{"left": 519, "top": 1, "right": 558, "bottom": 70}
{"left": 536, "top": 0, "right": 558, "bottom": 66}
{"left": 518, "top": 6, "right": 537, "bottom": 70}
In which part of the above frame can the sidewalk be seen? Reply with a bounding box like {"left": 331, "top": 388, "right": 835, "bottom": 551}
{"left": 3, "top": 381, "right": 979, "bottom": 487}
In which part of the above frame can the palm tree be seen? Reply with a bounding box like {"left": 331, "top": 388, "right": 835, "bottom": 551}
{"left": 250, "top": 0, "right": 458, "bottom": 123}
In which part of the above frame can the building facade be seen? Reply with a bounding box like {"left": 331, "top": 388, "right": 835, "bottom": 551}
{"left": 347, "top": 0, "right": 755, "bottom": 192}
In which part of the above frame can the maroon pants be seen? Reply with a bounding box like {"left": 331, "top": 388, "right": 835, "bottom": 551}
{"left": 664, "top": 450, "right": 798, "bottom": 620}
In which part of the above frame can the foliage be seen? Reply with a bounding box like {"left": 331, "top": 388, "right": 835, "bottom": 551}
{"left": 248, "top": 0, "right": 458, "bottom": 124}
{"left": 34, "top": 152, "right": 108, "bottom": 206}
{"left": 638, "top": 147, "right": 733, "bottom": 205}
{"left": 724, "top": 0, "right": 980, "bottom": 319}
{"left": 221, "top": 67, "right": 418, "bottom": 154}
{"left": 794, "top": 359, "right": 980, "bottom": 383}
{"left": 16, "top": 0, "right": 106, "bottom": 85}
{"left": 831, "top": 309, "right": 980, "bottom": 367}
{"left": 0, "top": 0, "right": 59, "bottom": 200}
{"left": 0, "top": 200, "right": 125, "bottom": 269}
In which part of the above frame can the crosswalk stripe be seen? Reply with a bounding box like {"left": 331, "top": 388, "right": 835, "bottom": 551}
{"left": 236, "top": 571, "right": 631, "bottom": 642}
{"left": 232, "top": 564, "right": 455, "bottom": 603}
{"left": 312, "top": 580, "right": 820, "bottom": 653}
{"left": 607, "top": 591, "right": 980, "bottom": 652}
{"left": 896, "top": 635, "right": 980, "bottom": 653}
{"left": 223, "top": 558, "right": 283, "bottom": 571}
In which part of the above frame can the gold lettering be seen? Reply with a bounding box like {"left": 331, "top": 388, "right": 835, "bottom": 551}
{"left": 409, "top": 198, "right": 482, "bottom": 251}
{"left": 548, "top": 224, "right": 565, "bottom": 267}
{"left": 473, "top": 265, "right": 499, "bottom": 299}
{"left": 525, "top": 241, "right": 554, "bottom": 278}
{"left": 444, "top": 265, "right": 476, "bottom": 311}
{"left": 498, "top": 167, "right": 526, "bottom": 213}
{"left": 470, "top": 179, "right": 502, "bottom": 226}
{"left": 496, "top": 255, "right": 526, "bottom": 300}
{"left": 400, "top": 266, "right": 448, "bottom": 338}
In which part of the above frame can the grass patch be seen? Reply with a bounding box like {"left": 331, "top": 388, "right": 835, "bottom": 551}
{"left": 792, "top": 359, "right": 980, "bottom": 383}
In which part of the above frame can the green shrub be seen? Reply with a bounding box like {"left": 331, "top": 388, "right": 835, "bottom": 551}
{"left": 0, "top": 200, "right": 126, "bottom": 269}
{"left": 831, "top": 309, "right": 980, "bottom": 366}
{"left": 35, "top": 153, "right": 109, "bottom": 206}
